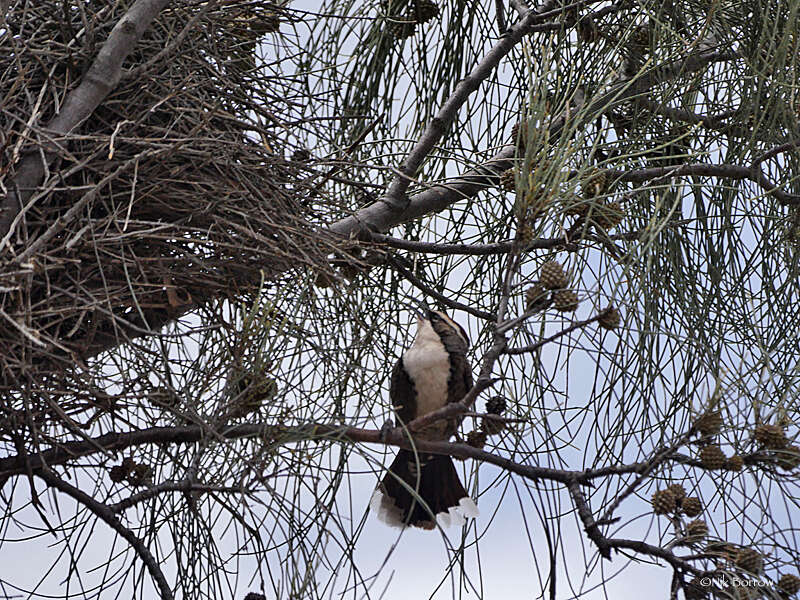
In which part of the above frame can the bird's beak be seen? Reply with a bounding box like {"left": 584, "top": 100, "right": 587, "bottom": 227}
{"left": 400, "top": 299, "right": 429, "bottom": 321}
{"left": 414, "top": 298, "right": 430, "bottom": 319}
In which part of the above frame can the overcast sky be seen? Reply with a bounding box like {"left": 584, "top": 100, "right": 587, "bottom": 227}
{"left": 1, "top": 1, "right": 780, "bottom": 599}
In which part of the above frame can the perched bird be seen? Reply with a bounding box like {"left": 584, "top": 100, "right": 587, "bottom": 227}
{"left": 370, "top": 303, "right": 479, "bottom": 529}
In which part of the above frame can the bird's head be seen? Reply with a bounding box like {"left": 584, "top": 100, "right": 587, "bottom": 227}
{"left": 411, "top": 300, "right": 470, "bottom": 348}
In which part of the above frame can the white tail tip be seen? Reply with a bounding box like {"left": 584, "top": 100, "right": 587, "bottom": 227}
{"left": 370, "top": 489, "right": 479, "bottom": 529}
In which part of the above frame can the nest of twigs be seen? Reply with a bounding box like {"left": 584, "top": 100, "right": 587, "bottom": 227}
{"left": 0, "top": 1, "right": 336, "bottom": 404}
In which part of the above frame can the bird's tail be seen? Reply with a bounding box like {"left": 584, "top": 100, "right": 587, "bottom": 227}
{"left": 370, "top": 449, "right": 478, "bottom": 529}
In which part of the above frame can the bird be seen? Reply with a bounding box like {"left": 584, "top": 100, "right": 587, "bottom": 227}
{"left": 370, "top": 303, "right": 479, "bottom": 529}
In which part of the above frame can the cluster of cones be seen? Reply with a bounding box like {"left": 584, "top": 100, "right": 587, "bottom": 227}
{"left": 465, "top": 395, "right": 509, "bottom": 450}
{"left": 384, "top": 0, "right": 439, "bottom": 39}
{"left": 108, "top": 457, "right": 152, "bottom": 487}
{"left": 523, "top": 259, "right": 622, "bottom": 329}
{"left": 691, "top": 410, "right": 800, "bottom": 473}
{"left": 500, "top": 122, "right": 626, "bottom": 235}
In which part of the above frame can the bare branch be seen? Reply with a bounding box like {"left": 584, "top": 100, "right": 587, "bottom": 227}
{"left": 328, "top": 49, "right": 736, "bottom": 239}
{"left": 614, "top": 162, "right": 800, "bottom": 205}
{"left": 1, "top": 421, "right": 580, "bottom": 486}
{"left": 504, "top": 313, "right": 605, "bottom": 355}
{"left": 36, "top": 468, "right": 174, "bottom": 600}
{"left": 109, "top": 480, "right": 251, "bottom": 513}
{"left": 376, "top": 0, "right": 561, "bottom": 216}
{"left": 568, "top": 481, "right": 612, "bottom": 560}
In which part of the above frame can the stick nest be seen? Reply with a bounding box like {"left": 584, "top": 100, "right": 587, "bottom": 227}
{"left": 0, "top": 0, "right": 335, "bottom": 400}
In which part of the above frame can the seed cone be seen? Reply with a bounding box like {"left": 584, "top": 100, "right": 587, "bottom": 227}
{"left": 651, "top": 489, "right": 677, "bottom": 515}
{"left": 631, "top": 24, "right": 651, "bottom": 54}
{"left": 552, "top": 289, "right": 579, "bottom": 312}
{"left": 594, "top": 201, "right": 624, "bottom": 230}
{"left": 466, "top": 429, "right": 488, "bottom": 449}
{"left": 754, "top": 424, "right": 788, "bottom": 449}
{"left": 694, "top": 411, "right": 723, "bottom": 436}
{"left": 735, "top": 548, "right": 763, "bottom": 574}
{"left": 500, "top": 168, "right": 516, "bottom": 192}
{"left": 684, "top": 576, "right": 709, "bottom": 600}
{"left": 705, "top": 542, "right": 739, "bottom": 562}
{"left": 598, "top": 306, "right": 621, "bottom": 330}
{"left": 481, "top": 415, "right": 506, "bottom": 436}
{"left": 525, "top": 284, "right": 551, "bottom": 312}
{"left": 147, "top": 387, "right": 180, "bottom": 409}
{"left": 128, "top": 463, "right": 152, "bottom": 487}
{"left": 684, "top": 519, "right": 709, "bottom": 543}
{"left": 486, "top": 396, "right": 508, "bottom": 415}
{"left": 731, "top": 586, "right": 757, "bottom": 600}
{"left": 777, "top": 445, "right": 800, "bottom": 471}
{"left": 413, "top": 0, "right": 439, "bottom": 23}
{"left": 666, "top": 484, "right": 687, "bottom": 501}
{"left": 778, "top": 574, "right": 800, "bottom": 595}
{"left": 582, "top": 168, "right": 610, "bottom": 198}
{"left": 511, "top": 120, "right": 529, "bottom": 150}
{"left": 726, "top": 454, "right": 744, "bottom": 471}
{"left": 540, "top": 260, "right": 568, "bottom": 290}
{"left": 387, "top": 17, "right": 415, "bottom": 39}
{"left": 249, "top": 12, "right": 280, "bottom": 35}
{"left": 682, "top": 496, "right": 703, "bottom": 517}
{"left": 565, "top": 196, "right": 590, "bottom": 217}
{"left": 109, "top": 465, "right": 128, "bottom": 483}
{"left": 517, "top": 223, "right": 533, "bottom": 244}
{"left": 291, "top": 148, "right": 311, "bottom": 162}
{"left": 234, "top": 372, "right": 278, "bottom": 417}
{"left": 699, "top": 444, "right": 727, "bottom": 470}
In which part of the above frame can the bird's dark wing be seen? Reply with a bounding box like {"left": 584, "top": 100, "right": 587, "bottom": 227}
{"left": 447, "top": 353, "right": 473, "bottom": 405}
{"left": 432, "top": 320, "right": 468, "bottom": 355}
{"left": 390, "top": 357, "right": 416, "bottom": 425}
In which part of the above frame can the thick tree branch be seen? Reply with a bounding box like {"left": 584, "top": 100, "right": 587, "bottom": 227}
{"left": 0, "top": 421, "right": 578, "bottom": 485}
{"left": 329, "top": 48, "right": 736, "bottom": 238}
{"left": 2, "top": 420, "right": 735, "bottom": 574}
{"left": 569, "top": 481, "right": 611, "bottom": 559}
{"left": 634, "top": 98, "right": 739, "bottom": 131}
{"left": 607, "top": 538, "right": 703, "bottom": 573}
{"left": 376, "top": 0, "right": 560, "bottom": 215}
{"left": 494, "top": 0, "right": 507, "bottom": 33}
{"left": 28, "top": 35, "right": 739, "bottom": 369}
{"left": 370, "top": 232, "right": 565, "bottom": 255}
{"left": 371, "top": 219, "right": 693, "bottom": 257}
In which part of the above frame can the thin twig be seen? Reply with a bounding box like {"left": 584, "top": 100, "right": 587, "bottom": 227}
{"left": 37, "top": 469, "right": 174, "bottom": 600}
{"left": 109, "top": 480, "right": 251, "bottom": 513}
{"left": 389, "top": 257, "right": 496, "bottom": 320}
{"left": 505, "top": 313, "right": 604, "bottom": 355}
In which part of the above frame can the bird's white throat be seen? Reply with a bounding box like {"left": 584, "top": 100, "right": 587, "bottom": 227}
{"left": 402, "top": 318, "right": 450, "bottom": 420}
